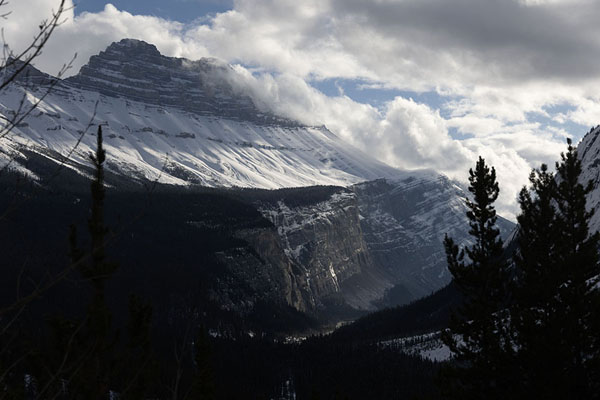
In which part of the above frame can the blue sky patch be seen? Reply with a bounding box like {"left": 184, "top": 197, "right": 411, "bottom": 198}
{"left": 74, "top": 0, "right": 233, "bottom": 22}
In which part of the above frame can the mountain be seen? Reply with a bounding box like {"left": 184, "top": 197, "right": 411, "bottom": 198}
{"left": 0, "top": 39, "right": 514, "bottom": 326}
{"left": 1, "top": 38, "right": 404, "bottom": 188}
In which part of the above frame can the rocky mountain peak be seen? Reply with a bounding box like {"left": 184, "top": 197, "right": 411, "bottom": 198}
{"left": 63, "top": 38, "right": 292, "bottom": 124}
{"left": 106, "top": 38, "right": 162, "bottom": 57}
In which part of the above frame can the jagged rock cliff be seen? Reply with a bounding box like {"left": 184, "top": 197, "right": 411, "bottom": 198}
{"left": 258, "top": 190, "right": 378, "bottom": 311}
{"left": 65, "top": 39, "right": 288, "bottom": 125}
{"left": 234, "top": 179, "right": 515, "bottom": 314}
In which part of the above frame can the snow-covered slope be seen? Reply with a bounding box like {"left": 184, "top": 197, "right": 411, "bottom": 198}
{"left": 576, "top": 125, "right": 600, "bottom": 234}
{"left": 381, "top": 332, "right": 451, "bottom": 362}
{"left": 0, "top": 39, "right": 422, "bottom": 189}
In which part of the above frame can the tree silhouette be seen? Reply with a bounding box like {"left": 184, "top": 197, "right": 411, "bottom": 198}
{"left": 511, "top": 139, "right": 600, "bottom": 398}
{"left": 441, "top": 156, "right": 513, "bottom": 399}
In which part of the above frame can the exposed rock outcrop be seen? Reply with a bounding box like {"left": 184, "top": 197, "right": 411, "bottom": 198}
{"left": 65, "top": 39, "right": 291, "bottom": 125}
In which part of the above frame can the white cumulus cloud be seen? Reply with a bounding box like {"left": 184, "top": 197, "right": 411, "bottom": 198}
{"left": 4, "top": 0, "right": 600, "bottom": 219}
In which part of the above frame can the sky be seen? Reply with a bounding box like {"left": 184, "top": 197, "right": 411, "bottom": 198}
{"left": 4, "top": 0, "right": 600, "bottom": 219}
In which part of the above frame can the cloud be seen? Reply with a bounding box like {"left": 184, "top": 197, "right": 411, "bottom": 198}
{"left": 377, "top": 98, "right": 473, "bottom": 172}
{"left": 4, "top": 0, "right": 600, "bottom": 219}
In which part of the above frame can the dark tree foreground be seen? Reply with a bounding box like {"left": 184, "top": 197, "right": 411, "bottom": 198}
{"left": 441, "top": 156, "right": 513, "bottom": 399}
{"left": 0, "top": 127, "right": 157, "bottom": 398}
{"left": 510, "top": 139, "right": 600, "bottom": 399}
{"left": 442, "top": 141, "right": 600, "bottom": 399}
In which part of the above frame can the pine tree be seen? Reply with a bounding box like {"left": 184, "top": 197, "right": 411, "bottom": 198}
{"left": 41, "top": 125, "right": 156, "bottom": 399}
{"left": 189, "top": 326, "right": 216, "bottom": 400}
{"left": 440, "top": 156, "right": 512, "bottom": 399}
{"left": 549, "top": 138, "right": 598, "bottom": 398}
{"left": 511, "top": 139, "right": 600, "bottom": 399}
{"left": 510, "top": 163, "right": 564, "bottom": 399}
{"left": 67, "top": 125, "right": 118, "bottom": 399}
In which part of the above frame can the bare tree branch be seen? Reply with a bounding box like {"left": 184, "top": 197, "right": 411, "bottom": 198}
{"left": 0, "top": 0, "right": 70, "bottom": 92}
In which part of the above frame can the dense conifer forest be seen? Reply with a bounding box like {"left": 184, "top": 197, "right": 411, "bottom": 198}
{"left": 0, "top": 127, "right": 444, "bottom": 399}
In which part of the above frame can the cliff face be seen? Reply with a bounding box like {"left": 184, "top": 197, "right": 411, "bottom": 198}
{"left": 211, "top": 179, "right": 516, "bottom": 318}
{"left": 257, "top": 190, "right": 376, "bottom": 311}
{"left": 64, "top": 39, "right": 284, "bottom": 125}
{"left": 354, "top": 177, "right": 470, "bottom": 300}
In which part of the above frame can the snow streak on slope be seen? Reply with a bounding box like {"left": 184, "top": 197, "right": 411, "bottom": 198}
{"left": 0, "top": 82, "right": 420, "bottom": 189}
{"left": 0, "top": 38, "right": 438, "bottom": 190}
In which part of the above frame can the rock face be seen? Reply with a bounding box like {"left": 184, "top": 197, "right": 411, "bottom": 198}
{"left": 258, "top": 190, "right": 375, "bottom": 310}
{"left": 65, "top": 39, "right": 286, "bottom": 125}
{"left": 234, "top": 180, "right": 514, "bottom": 314}
{"left": 355, "top": 178, "right": 514, "bottom": 302}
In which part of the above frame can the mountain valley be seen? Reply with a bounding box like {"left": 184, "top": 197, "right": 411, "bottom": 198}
{"left": 0, "top": 39, "right": 515, "bottom": 326}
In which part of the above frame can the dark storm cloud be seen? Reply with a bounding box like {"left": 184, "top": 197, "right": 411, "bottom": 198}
{"left": 331, "top": 0, "right": 600, "bottom": 82}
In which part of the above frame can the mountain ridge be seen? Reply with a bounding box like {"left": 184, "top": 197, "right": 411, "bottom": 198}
{"left": 0, "top": 38, "right": 513, "bottom": 317}
{"left": 1, "top": 38, "right": 447, "bottom": 193}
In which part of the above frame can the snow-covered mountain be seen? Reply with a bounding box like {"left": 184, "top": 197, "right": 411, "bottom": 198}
{"left": 0, "top": 38, "right": 412, "bottom": 188}
{"left": 0, "top": 39, "right": 514, "bottom": 312}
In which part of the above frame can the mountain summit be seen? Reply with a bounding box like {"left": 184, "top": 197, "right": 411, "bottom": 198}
{"left": 65, "top": 39, "right": 282, "bottom": 124}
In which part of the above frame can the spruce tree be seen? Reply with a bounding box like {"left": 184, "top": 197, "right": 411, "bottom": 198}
{"left": 510, "top": 163, "right": 564, "bottom": 399}
{"left": 68, "top": 125, "right": 118, "bottom": 399}
{"left": 550, "top": 138, "right": 598, "bottom": 398}
{"left": 189, "top": 326, "right": 216, "bottom": 400}
{"left": 441, "top": 156, "right": 512, "bottom": 399}
{"left": 511, "top": 139, "right": 600, "bottom": 399}
{"left": 45, "top": 125, "right": 156, "bottom": 398}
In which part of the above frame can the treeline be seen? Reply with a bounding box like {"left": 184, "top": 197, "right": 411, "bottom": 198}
{"left": 206, "top": 335, "right": 441, "bottom": 400}
{"left": 235, "top": 185, "right": 349, "bottom": 209}
{"left": 331, "top": 282, "right": 461, "bottom": 343}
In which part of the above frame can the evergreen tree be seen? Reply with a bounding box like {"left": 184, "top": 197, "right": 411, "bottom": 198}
{"left": 118, "top": 294, "right": 158, "bottom": 400}
{"left": 440, "top": 156, "right": 512, "bottom": 399}
{"left": 50, "top": 125, "right": 159, "bottom": 399}
{"left": 512, "top": 139, "right": 600, "bottom": 398}
{"left": 68, "top": 125, "right": 118, "bottom": 399}
{"left": 189, "top": 326, "right": 216, "bottom": 400}
{"left": 510, "top": 163, "right": 565, "bottom": 399}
